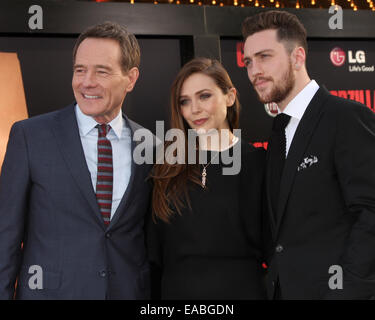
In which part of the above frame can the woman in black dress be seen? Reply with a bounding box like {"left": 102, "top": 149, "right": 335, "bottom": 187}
{"left": 148, "top": 57, "right": 267, "bottom": 299}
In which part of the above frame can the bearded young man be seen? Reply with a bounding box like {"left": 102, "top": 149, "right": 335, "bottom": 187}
{"left": 242, "top": 10, "right": 375, "bottom": 300}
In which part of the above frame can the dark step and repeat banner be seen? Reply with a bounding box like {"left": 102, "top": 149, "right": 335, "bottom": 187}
{"left": 0, "top": 36, "right": 374, "bottom": 145}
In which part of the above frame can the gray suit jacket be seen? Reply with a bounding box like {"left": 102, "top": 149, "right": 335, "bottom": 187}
{"left": 0, "top": 103, "right": 154, "bottom": 299}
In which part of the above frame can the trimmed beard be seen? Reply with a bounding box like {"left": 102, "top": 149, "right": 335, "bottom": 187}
{"left": 255, "top": 60, "right": 295, "bottom": 104}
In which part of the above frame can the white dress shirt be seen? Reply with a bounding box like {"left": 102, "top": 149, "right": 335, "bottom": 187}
{"left": 75, "top": 104, "right": 132, "bottom": 220}
{"left": 280, "top": 80, "right": 320, "bottom": 157}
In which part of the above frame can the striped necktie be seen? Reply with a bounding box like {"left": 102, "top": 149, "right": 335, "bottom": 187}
{"left": 96, "top": 124, "right": 113, "bottom": 226}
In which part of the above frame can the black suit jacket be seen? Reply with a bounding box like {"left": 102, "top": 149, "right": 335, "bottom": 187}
{"left": 0, "top": 103, "right": 154, "bottom": 299}
{"left": 264, "top": 87, "right": 375, "bottom": 299}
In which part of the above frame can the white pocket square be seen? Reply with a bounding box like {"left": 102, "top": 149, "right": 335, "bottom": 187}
{"left": 297, "top": 155, "right": 318, "bottom": 172}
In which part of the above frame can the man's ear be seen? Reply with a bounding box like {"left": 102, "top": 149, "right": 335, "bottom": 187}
{"left": 125, "top": 67, "right": 139, "bottom": 92}
{"left": 226, "top": 87, "right": 237, "bottom": 107}
{"left": 292, "top": 46, "right": 306, "bottom": 70}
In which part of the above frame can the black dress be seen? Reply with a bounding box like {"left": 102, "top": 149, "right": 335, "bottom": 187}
{"left": 147, "top": 140, "right": 267, "bottom": 299}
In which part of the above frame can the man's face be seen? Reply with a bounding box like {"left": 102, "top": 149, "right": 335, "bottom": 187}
{"left": 72, "top": 37, "right": 137, "bottom": 123}
{"left": 243, "top": 29, "right": 295, "bottom": 105}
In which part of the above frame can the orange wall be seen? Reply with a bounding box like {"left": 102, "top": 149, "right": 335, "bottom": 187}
{"left": 0, "top": 52, "right": 28, "bottom": 170}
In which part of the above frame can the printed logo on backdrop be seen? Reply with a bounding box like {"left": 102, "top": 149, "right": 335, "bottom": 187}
{"left": 236, "top": 42, "right": 245, "bottom": 68}
{"left": 330, "top": 47, "right": 346, "bottom": 67}
{"left": 264, "top": 102, "right": 278, "bottom": 117}
{"left": 330, "top": 47, "right": 374, "bottom": 72}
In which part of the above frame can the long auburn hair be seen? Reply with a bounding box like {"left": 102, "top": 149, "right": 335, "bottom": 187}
{"left": 151, "top": 57, "right": 240, "bottom": 223}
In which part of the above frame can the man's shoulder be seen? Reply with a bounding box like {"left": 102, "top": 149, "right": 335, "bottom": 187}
{"left": 14, "top": 103, "right": 75, "bottom": 129}
{"left": 325, "top": 92, "right": 371, "bottom": 113}
{"left": 319, "top": 92, "right": 375, "bottom": 131}
{"left": 124, "top": 116, "right": 161, "bottom": 147}
{"left": 311, "top": 89, "right": 374, "bottom": 123}
{"left": 125, "top": 117, "right": 140, "bottom": 129}
{"left": 125, "top": 117, "right": 148, "bottom": 134}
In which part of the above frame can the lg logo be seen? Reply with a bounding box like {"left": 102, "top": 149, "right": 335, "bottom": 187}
{"left": 330, "top": 47, "right": 346, "bottom": 67}
{"left": 348, "top": 50, "right": 366, "bottom": 64}
{"left": 330, "top": 47, "right": 366, "bottom": 67}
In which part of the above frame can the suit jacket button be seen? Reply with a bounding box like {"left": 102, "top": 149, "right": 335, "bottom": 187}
{"left": 272, "top": 281, "right": 275, "bottom": 287}
{"left": 105, "top": 232, "right": 112, "bottom": 239}
{"left": 99, "top": 270, "right": 107, "bottom": 277}
{"left": 275, "top": 245, "right": 284, "bottom": 253}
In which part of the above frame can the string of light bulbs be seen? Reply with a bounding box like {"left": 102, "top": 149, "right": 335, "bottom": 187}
{"left": 125, "top": 0, "right": 374, "bottom": 11}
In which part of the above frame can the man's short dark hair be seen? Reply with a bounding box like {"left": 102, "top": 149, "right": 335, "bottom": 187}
{"left": 73, "top": 21, "right": 140, "bottom": 73}
{"left": 242, "top": 10, "right": 308, "bottom": 56}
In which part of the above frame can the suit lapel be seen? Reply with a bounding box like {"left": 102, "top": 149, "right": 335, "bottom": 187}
{"left": 51, "top": 104, "right": 105, "bottom": 229}
{"left": 274, "top": 87, "right": 331, "bottom": 236}
{"left": 265, "top": 150, "right": 277, "bottom": 237}
{"left": 107, "top": 114, "right": 147, "bottom": 229}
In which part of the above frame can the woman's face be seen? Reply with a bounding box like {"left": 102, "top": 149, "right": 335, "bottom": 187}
{"left": 178, "top": 72, "right": 235, "bottom": 133}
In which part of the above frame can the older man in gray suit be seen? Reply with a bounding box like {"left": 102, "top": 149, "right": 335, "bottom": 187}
{"left": 0, "top": 22, "right": 154, "bottom": 299}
